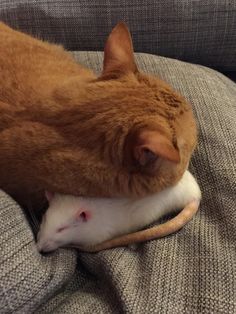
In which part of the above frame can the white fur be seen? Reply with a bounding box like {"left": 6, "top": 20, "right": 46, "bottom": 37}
{"left": 37, "top": 170, "right": 201, "bottom": 252}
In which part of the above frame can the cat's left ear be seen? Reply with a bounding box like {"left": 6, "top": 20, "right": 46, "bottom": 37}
{"left": 124, "top": 129, "right": 180, "bottom": 174}
{"left": 102, "top": 22, "right": 138, "bottom": 77}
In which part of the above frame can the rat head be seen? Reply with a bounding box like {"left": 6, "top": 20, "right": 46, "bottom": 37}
{"left": 37, "top": 191, "right": 94, "bottom": 252}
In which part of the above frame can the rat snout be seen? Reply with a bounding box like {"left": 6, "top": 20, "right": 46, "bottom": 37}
{"left": 37, "top": 230, "right": 41, "bottom": 242}
{"left": 37, "top": 239, "right": 59, "bottom": 253}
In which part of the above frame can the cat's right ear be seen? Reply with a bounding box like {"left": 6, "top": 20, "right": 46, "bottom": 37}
{"left": 101, "top": 22, "right": 138, "bottom": 78}
{"left": 124, "top": 129, "right": 180, "bottom": 174}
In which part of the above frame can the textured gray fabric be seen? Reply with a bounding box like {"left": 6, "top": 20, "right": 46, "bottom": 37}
{"left": 0, "top": 190, "right": 78, "bottom": 313}
{"left": 0, "top": 52, "right": 236, "bottom": 313}
{"left": 0, "top": 0, "right": 236, "bottom": 70}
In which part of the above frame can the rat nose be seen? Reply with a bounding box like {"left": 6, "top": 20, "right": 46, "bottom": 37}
{"left": 37, "top": 240, "right": 57, "bottom": 253}
{"left": 37, "top": 230, "right": 41, "bottom": 241}
{"left": 36, "top": 241, "right": 44, "bottom": 252}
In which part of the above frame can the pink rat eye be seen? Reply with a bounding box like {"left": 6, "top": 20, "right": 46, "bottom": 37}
{"left": 74, "top": 209, "right": 91, "bottom": 223}
{"left": 80, "top": 211, "right": 87, "bottom": 222}
{"left": 56, "top": 225, "right": 68, "bottom": 233}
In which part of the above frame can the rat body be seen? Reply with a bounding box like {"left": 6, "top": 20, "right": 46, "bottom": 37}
{"left": 37, "top": 170, "right": 201, "bottom": 253}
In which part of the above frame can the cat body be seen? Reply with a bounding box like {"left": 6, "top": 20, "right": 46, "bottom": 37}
{"left": 0, "top": 22, "right": 197, "bottom": 208}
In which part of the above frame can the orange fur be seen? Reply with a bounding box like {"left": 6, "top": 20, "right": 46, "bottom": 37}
{"left": 0, "top": 22, "right": 197, "bottom": 209}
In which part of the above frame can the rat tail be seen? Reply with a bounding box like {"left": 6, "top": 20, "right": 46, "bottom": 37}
{"left": 77, "top": 199, "right": 200, "bottom": 253}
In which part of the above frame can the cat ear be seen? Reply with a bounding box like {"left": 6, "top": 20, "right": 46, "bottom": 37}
{"left": 125, "top": 129, "right": 180, "bottom": 173}
{"left": 45, "top": 191, "right": 54, "bottom": 202}
{"left": 102, "top": 22, "right": 137, "bottom": 77}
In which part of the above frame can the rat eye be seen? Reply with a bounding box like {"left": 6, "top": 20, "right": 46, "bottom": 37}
{"left": 56, "top": 225, "right": 68, "bottom": 233}
{"left": 74, "top": 209, "right": 91, "bottom": 223}
{"left": 80, "top": 211, "right": 87, "bottom": 222}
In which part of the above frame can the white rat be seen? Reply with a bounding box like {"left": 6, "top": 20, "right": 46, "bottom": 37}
{"left": 37, "top": 170, "right": 201, "bottom": 253}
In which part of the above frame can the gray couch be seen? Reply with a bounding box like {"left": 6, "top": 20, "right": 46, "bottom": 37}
{"left": 0, "top": 1, "right": 236, "bottom": 313}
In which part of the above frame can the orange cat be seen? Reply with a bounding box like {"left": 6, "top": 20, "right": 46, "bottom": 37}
{"left": 0, "top": 22, "right": 197, "bottom": 209}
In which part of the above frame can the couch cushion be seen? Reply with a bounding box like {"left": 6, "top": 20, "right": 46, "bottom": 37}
{"left": 0, "top": 52, "right": 235, "bottom": 313}
{"left": 0, "top": 1, "right": 236, "bottom": 70}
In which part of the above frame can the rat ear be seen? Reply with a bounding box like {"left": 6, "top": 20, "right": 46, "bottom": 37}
{"left": 124, "top": 129, "right": 180, "bottom": 174}
{"left": 74, "top": 209, "right": 91, "bottom": 223}
{"left": 102, "top": 22, "right": 137, "bottom": 78}
{"left": 45, "top": 191, "right": 54, "bottom": 202}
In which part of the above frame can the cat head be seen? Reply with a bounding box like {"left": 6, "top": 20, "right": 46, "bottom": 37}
{"left": 48, "top": 22, "right": 197, "bottom": 197}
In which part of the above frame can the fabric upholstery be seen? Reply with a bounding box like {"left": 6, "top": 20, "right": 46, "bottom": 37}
{"left": 0, "top": 0, "right": 236, "bottom": 70}
{"left": 0, "top": 51, "right": 235, "bottom": 313}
